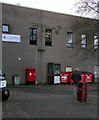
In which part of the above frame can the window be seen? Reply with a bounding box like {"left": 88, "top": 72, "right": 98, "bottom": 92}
{"left": 30, "top": 28, "right": 37, "bottom": 45}
{"left": 48, "top": 63, "right": 54, "bottom": 74}
{"left": 45, "top": 29, "right": 52, "bottom": 46}
{"left": 94, "top": 65, "right": 99, "bottom": 78}
{"left": 54, "top": 64, "right": 60, "bottom": 75}
{"left": 67, "top": 32, "right": 73, "bottom": 47}
{"left": 2, "top": 24, "right": 9, "bottom": 33}
{"left": 81, "top": 34, "right": 87, "bottom": 48}
{"left": 94, "top": 35, "right": 98, "bottom": 49}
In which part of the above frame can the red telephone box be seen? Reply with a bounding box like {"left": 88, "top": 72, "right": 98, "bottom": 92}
{"left": 60, "top": 72, "right": 69, "bottom": 83}
{"left": 26, "top": 68, "right": 36, "bottom": 84}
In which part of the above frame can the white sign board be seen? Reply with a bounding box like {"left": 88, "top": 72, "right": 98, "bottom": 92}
{"left": 54, "top": 76, "right": 60, "bottom": 84}
{"left": 2, "top": 34, "right": 21, "bottom": 42}
{"left": 65, "top": 67, "right": 72, "bottom": 72}
{"left": 2, "top": 25, "right": 9, "bottom": 32}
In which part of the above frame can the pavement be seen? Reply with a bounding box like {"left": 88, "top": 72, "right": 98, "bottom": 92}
{"left": 1, "top": 83, "right": 98, "bottom": 119}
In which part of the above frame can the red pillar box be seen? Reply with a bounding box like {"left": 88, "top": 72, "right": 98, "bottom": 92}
{"left": 85, "top": 73, "right": 93, "bottom": 83}
{"left": 26, "top": 68, "right": 36, "bottom": 84}
{"left": 60, "top": 72, "right": 69, "bottom": 83}
{"left": 68, "top": 72, "right": 73, "bottom": 84}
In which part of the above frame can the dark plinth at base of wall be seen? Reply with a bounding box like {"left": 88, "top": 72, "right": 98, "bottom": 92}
{"left": 26, "top": 81, "right": 35, "bottom": 85}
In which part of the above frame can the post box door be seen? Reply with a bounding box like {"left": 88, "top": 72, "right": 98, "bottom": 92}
{"left": 26, "top": 68, "right": 36, "bottom": 82}
{"left": 54, "top": 64, "right": 60, "bottom": 75}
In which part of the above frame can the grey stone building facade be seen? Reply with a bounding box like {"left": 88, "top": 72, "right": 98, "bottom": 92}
{"left": 1, "top": 3, "right": 99, "bottom": 84}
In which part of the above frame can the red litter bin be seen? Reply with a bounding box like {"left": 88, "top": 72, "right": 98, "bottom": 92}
{"left": 68, "top": 72, "right": 73, "bottom": 84}
{"left": 77, "top": 82, "right": 89, "bottom": 102}
{"left": 85, "top": 73, "right": 93, "bottom": 83}
{"left": 80, "top": 73, "right": 85, "bottom": 83}
{"left": 60, "top": 72, "right": 69, "bottom": 83}
{"left": 26, "top": 68, "right": 36, "bottom": 84}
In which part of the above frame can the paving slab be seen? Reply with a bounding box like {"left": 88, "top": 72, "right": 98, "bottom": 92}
{"left": 2, "top": 84, "right": 98, "bottom": 119}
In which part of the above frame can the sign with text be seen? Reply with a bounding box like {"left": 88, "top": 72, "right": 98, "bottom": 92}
{"left": 2, "top": 34, "right": 21, "bottom": 42}
{"left": 65, "top": 67, "right": 72, "bottom": 72}
{"left": 54, "top": 76, "right": 60, "bottom": 84}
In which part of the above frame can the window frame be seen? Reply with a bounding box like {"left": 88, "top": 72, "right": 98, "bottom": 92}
{"left": 45, "top": 29, "right": 52, "bottom": 46}
{"left": 67, "top": 32, "right": 73, "bottom": 48}
{"left": 29, "top": 27, "right": 37, "bottom": 45}
{"left": 94, "top": 35, "right": 99, "bottom": 49}
{"left": 81, "top": 34, "right": 87, "bottom": 48}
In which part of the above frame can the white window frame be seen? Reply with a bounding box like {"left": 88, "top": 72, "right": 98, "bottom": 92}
{"left": 67, "top": 32, "right": 73, "bottom": 48}
{"left": 30, "top": 27, "right": 37, "bottom": 45}
{"left": 45, "top": 29, "right": 52, "bottom": 46}
{"left": 94, "top": 35, "right": 98, "bottom": 49}
{"left": 81, "top": 34, "right": 87, "bottom": 48}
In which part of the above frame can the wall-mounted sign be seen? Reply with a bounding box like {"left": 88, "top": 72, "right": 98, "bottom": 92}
{"left": 2, "top": 34, "right": 21, "bottom": 42}
{"left": 54, "top": 76, "right": 60, "bottom": 84}
{"left": 2, "top": 25, "right": 9, "bottom": 33}
{"left": 65, "top": 66, "right": 72, "bottom": 72}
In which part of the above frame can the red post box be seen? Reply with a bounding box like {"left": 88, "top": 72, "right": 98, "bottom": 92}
{"left": 26, "top": 68, "right": 36, "bottom": 84}
{"left": 84, "top": 73, "right": 93, "bottom": 82}
{"left": 60, "top": 72, "right": 69, "bottom": 83}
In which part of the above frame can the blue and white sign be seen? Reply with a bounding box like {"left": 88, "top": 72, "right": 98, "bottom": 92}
{"left": 2, "top": 34, "right": 21, "bottom": 42}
